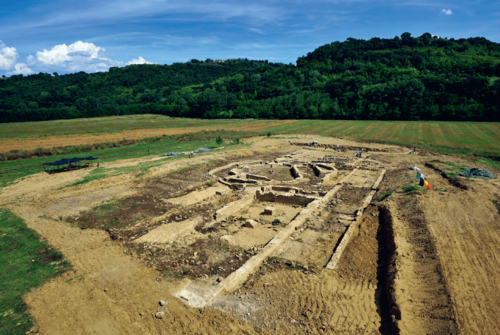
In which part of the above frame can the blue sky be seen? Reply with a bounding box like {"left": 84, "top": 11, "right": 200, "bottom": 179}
{"left": 1, "top": 0, "right": 499, "bottom": 76}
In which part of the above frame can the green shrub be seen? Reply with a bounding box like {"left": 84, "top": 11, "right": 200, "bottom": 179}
{"left": 378, "top": 191, "right": 393, "bottom": 201}
{"left": 402, "top": 184, "right": 419, "bottom": 193}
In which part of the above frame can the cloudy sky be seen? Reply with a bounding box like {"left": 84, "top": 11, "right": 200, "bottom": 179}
{"left": 1, "top": 0, "right": 499, "bottom": 76}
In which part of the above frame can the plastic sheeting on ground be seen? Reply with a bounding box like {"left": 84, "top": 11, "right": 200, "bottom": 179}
{"left": 160, "top": 152, "right": 185, "bottom": 157}
{"left": 43, "top": 156, "right": 98, "bottom": 166}
{"left": 194, "top": 147, "right": 211, "bottom": 153}
{"left": 459, "top": 168, "right": 497, "bottom": 179}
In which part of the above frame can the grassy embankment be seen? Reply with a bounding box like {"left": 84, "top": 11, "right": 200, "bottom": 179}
{"left": 0, "top": 208, "right": 71, "bottom": 334}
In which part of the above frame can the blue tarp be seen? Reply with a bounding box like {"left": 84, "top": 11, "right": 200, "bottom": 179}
{"left": 43, "top": 156, "right": 99, "bottom": 166}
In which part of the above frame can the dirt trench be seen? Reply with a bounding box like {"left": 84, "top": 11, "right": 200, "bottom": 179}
{"left": 378, "top": 198, "right": 458, "bottom": 334}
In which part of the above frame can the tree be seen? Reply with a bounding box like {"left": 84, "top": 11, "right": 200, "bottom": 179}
{"left": 216, "top": 136, "right": 224, "bottom": 145}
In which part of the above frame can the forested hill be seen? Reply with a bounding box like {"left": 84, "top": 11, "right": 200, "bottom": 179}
{"left": 1, "top": 32, "right": 500, "bottom": 123}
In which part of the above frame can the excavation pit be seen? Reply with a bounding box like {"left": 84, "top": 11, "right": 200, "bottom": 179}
{"left": 345, "top": 169, "right": 381, "bottom": 188}
{"left": 248, "top": 165, "right": 296, "bottom": 182}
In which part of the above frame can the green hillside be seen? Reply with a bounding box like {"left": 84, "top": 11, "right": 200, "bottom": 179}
{"left": 1, "top": 32, "right": 499, "bottom": 123}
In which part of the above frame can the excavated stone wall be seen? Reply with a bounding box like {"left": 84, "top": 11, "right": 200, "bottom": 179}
{"left": 289, "top": 142, "right": 389, "bottom": 152}
{"left": 269, "top": 185, "right": 326, "bottom": 197}
{"left": 214, "top": 190, "right": 256, "bottom": 221}
{"left": 291, "top": 165, "right": 302, "bottom": 179}
{"left": 246, "top": 173, "right": 271, "bottom": 182}
{"left": 227, "top": 178, "right": 258, "bottom": 184}
{"left": 256, "top": 190, "right": 317, "bottom": 206}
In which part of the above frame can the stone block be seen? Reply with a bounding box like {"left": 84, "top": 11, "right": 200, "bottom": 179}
{"left": 243, "top": 219, "right": 257, "bottom": 228}
{"left": 264, "top": 207, "right": 275, "bottom": 215}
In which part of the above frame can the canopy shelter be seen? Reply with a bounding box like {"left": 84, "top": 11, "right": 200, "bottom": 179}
{"left": 43, "top": 156, "right": 99, "bottom": 173}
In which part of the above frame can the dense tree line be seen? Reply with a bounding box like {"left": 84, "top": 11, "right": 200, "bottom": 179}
{"left": 1, "top": 32, "right": 500, "bottom": 123}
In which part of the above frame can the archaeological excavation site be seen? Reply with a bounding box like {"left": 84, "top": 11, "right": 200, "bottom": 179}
{"left": 6, "top": 135, "right": 500, "bottom": 335}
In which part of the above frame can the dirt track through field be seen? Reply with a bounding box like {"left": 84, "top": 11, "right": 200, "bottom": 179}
{"left": 2, "top": 135, "right": 500, "bottom": 334}
{"left": 0, "top": 120, "right": 297, "bottom": 152}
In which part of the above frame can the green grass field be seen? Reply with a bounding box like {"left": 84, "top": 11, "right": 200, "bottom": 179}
{"left": 1, "top": 116, "right": 498, "bottom": 155}
{"left": 0, "top": 115, "right": 263, "bottom": 139}
{"left": 259, "top": 120, "right": 500, "bottom": 155}
{"left": 0, "top": 209, "right": 71, "bottom": 334}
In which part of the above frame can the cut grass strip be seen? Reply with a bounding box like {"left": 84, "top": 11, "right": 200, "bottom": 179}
{"left": 0, "top": 208, "right": 71, "bottom": 334}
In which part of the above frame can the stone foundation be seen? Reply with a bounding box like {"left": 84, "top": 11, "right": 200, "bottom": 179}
{"left": 256, "top": 190, "right": 318, "bottom": 206}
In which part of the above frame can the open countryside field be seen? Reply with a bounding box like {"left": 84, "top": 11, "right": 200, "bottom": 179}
{"left": 1, "top": 115, "right": 500, "bottom": 154}
{"left": 1, "top": 134, "right": 500, "bottom": 335}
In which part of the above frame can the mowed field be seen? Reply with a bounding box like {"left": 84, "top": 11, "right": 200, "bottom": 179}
{"left": 1, "top": 115, "right": 499, "bottom": 154}
{"left": 265, "top": 120, "right": 500, "bottom": 153}
{"left": 0, "top": 116, "right": 296, "bottom": 151}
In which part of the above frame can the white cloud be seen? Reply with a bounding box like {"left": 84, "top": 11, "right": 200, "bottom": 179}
{"left": 0, "top": 40, "right": 19, "bottom": 70}
{"left": 126, "top": 56, "right": 156, "bottom": 65}
{"left": 441, "top": 9, "right": 453, "bottom": 15}
{"left": 28, "top": 41, "right": 122, "bottom": 72}
{"left": 11, "top": 63, "right": 33, "bottom": 75}
{"left": 35, "top": 41, "right": 106, "bottom": 65}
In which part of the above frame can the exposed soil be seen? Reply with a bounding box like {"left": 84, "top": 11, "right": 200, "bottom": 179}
{"left": 127, "top": 237, "right": 255, "bottom": 280}
{"left": 251, "top": 165, "right": 295, "bottom": 181}
{"left": 2, "top": 134, "right": 500, "bottom": 335}
{"left": 331, "top": 186, "right": 370, "bottom": 214}
{"left": 70, "top": 160, "right": 238, "bottom": 230}
{"left": 380, "top": 195, "right": 458, "bottom": 334}
{"left": 214, "top": 206, "right": 386, "bottom": 334}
